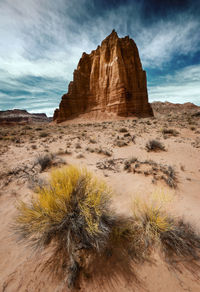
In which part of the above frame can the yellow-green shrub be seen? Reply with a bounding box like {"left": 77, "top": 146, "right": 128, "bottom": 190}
{"left": 15, "top": 172, "right": 200, "bottom": 288}
{"left": 131, "top": 191, "right": 173, "bottom": 245}
{"left": 15, "top": 165, "right": 115, "bottom": 288}
{"left": 131, "top": 191, "right": 200, "bottom": 263}
{"left": 16, "top": 165, "right": 114, "bottom": 249}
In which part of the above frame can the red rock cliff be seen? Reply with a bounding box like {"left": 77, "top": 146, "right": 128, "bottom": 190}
{"left": 54, "top": 30, "right": 153, "bottom": 122}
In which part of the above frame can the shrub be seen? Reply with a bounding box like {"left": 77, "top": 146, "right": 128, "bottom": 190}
{"left": 101, "top": 149, "right": 112, "bottom": 157}
{"left": 65, "top": 149, "right": 72, "bottom": 155}
{"left": 23, "top": 125, "right": 32, "bottom": 130}
{"left": 190, "top": 126, "right": 196, "bottom": 131}
{"left": 14, "top": 172, "right": 200, "bottom": 289}
{"left": 132, "top": 193, "right": 200, "bottom": 266}
{"left": 145, "top": 139, "right": 165, "bottom": 152}
{"left": 160, "top": 219, "right": 200, "bottom": 261}
{"left": 76, "top": 153, "right": 85, "bottom": 158}
{"left": 192, "top": 111, "right": 200, "bottom": 117}
{"left": 85, "top": 146, "right": 95, "bottom": 153}
{"left": 115, "top": 139, "right": 128, "bottom": 147}
{"left": 86, "top": 146, "right": 112, "bottom": 157}
{"left": 39, "top": 132, "right": 49, "bottom": 138}
{"left": 15, "top": 166, "right": 115, "bottom": 288}
{"left": 124, "top": 132, "right": 131, "bottom": 137}
{"left": 56, "top": 148, "right": 65, "bottom": 155}
{"left": 162, "top": 128, "right": 179, "bottom": 137}
{"left": 75, "top": 142, "right": 81, "bottom": 149}
{"left": 89, "top": 138, "right": 97, "bottom": 144}
{"left": 124, "top": 159, "right": 177, "bottom": 188}
{"left": 162, "top": 165, "right": 177, "bottom": 188}
{"left": 124, "top": 157, "right": 138, "bottom": 171}
{"left": 95, "top": 147, "right": 112, "bottom": 157}
{"left": 36, "top": 153, "right": 54, "bottom": 171}
{"left": 119, "top": 128, "right": 128, "bottom": 133}
{"left": 132, "top": 197, "right": 171, "bottom": 245}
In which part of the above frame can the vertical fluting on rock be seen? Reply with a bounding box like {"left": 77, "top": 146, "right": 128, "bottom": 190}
{"left": 54, "top": 30, "right": 153, "bottom": 122}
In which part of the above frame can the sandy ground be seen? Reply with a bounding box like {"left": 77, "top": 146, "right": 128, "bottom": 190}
{"left": 0, "top": 104, "right": 200, "bottom": 291}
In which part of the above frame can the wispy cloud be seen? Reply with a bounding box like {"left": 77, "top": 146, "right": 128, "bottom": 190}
{"left": 149, "top": 64, "right": 200, "bottom": 105}
{"left": 137, "top": 16, "right": 200, "bottom": 68}
{"left": 0, "top": 0, "right": 199, "bottom": 115}
{"left": 0, "top": 69, "right": 67, "bottom": 116}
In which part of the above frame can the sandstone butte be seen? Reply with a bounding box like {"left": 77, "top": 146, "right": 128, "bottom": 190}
{"left": 54, "top": 30, "right": 153, "bottom": 122}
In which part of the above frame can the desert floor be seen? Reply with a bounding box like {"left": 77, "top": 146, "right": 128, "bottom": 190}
{"left": 0, "top": 105, "right": 200, "bottom": 291}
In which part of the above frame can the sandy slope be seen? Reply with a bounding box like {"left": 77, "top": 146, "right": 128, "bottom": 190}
{"left": 0, "top": 103, "right": 200, "bottom": 291}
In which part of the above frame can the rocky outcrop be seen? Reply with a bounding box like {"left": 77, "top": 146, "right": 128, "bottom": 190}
{"left": 0, "top": 109, "right": 51, "bottom": 125}
{"left": 151, "top": 102, "right": 199, "bottom": 115}
{"left": 54, "top": 30, "right": 153, "bottom": 122}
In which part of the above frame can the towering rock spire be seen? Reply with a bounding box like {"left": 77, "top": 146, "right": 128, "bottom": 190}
{"left": 54, "top": 30, "right": 153, "bottom": 122}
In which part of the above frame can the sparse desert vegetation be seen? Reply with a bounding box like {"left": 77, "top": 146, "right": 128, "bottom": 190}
{"left": 0, "top": 102, "right": 200, "bottom": 291}
{"left": 14, "top": 166, "right": 200, "bottom": 289}
{"left": 162, "top": 128, "right": 179, "bottom": 137}
{"left": 145, "top": 139, "right": 166, "bottom": 152}
{"left": 15, "top": 166, "right": 115, "bottom": 288}
{"left": 124, "top": 158, "right": 177, "bottom": 188}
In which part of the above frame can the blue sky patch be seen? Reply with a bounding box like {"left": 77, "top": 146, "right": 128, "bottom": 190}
{"left": 0, "top": 0, "right": 199, "bottom": 116}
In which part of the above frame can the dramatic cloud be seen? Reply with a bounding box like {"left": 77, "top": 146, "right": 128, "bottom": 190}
{"left": 138, "top": 17, "right": 200, "bottom": 68}
{"left": 0, "top": 0, "right": 199, "bottom": 115}
{"left": 148, "top": 64, "right": 200, "bottom": 105}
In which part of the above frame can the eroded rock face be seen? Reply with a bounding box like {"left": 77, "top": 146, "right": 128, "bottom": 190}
{"left": 54, "top": 30, "right": 153, "bottom": 122}
{"left": 0, "top": 109, "right": 51, "bottom": 125}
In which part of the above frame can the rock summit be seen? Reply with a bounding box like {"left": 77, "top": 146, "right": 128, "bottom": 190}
{"left": 54, "top": 30, "right": 153, "bottom": 122}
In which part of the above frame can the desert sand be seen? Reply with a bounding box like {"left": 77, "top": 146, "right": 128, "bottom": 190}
{"left": 0, "top": 102, "right": 200, "bottom": 291}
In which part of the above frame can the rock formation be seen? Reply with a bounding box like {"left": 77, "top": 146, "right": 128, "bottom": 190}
{"left": 0, "top": 109, "right": 51, "bottom": 125}
{"left": 151, "top": 102, "right": 199, "bottom": 115}
{"left": 54, "top": 30, "right": 153, "bottom": 122}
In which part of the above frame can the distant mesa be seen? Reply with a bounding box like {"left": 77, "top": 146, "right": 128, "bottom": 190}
{"left": 0, "top": 109, "right": 51, "bottom": 125}
{"left": 151, "top": 101, "right": 200, "bottom": 115}
{"left": 54, "top": 29, "right": 153, "bottom": 122}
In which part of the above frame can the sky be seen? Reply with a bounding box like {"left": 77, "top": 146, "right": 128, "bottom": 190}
{"left": 0, "top": 0, "right": 200, "bottom": 116}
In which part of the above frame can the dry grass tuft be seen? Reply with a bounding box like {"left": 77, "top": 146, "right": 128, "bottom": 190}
{"left": 14, "top": 172, "right": 200, "bottom": 289}
{"left": 132, "top": 192, "right": 200, "bottom": 271}
{"left": 161, "top": 219, "right": 200, "bottom": 260}
{"left": 132, "top": 193, "right": 172, "bottom": 246}
{"left": 15, "top": 165, "right": 115, "bottom": 288}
